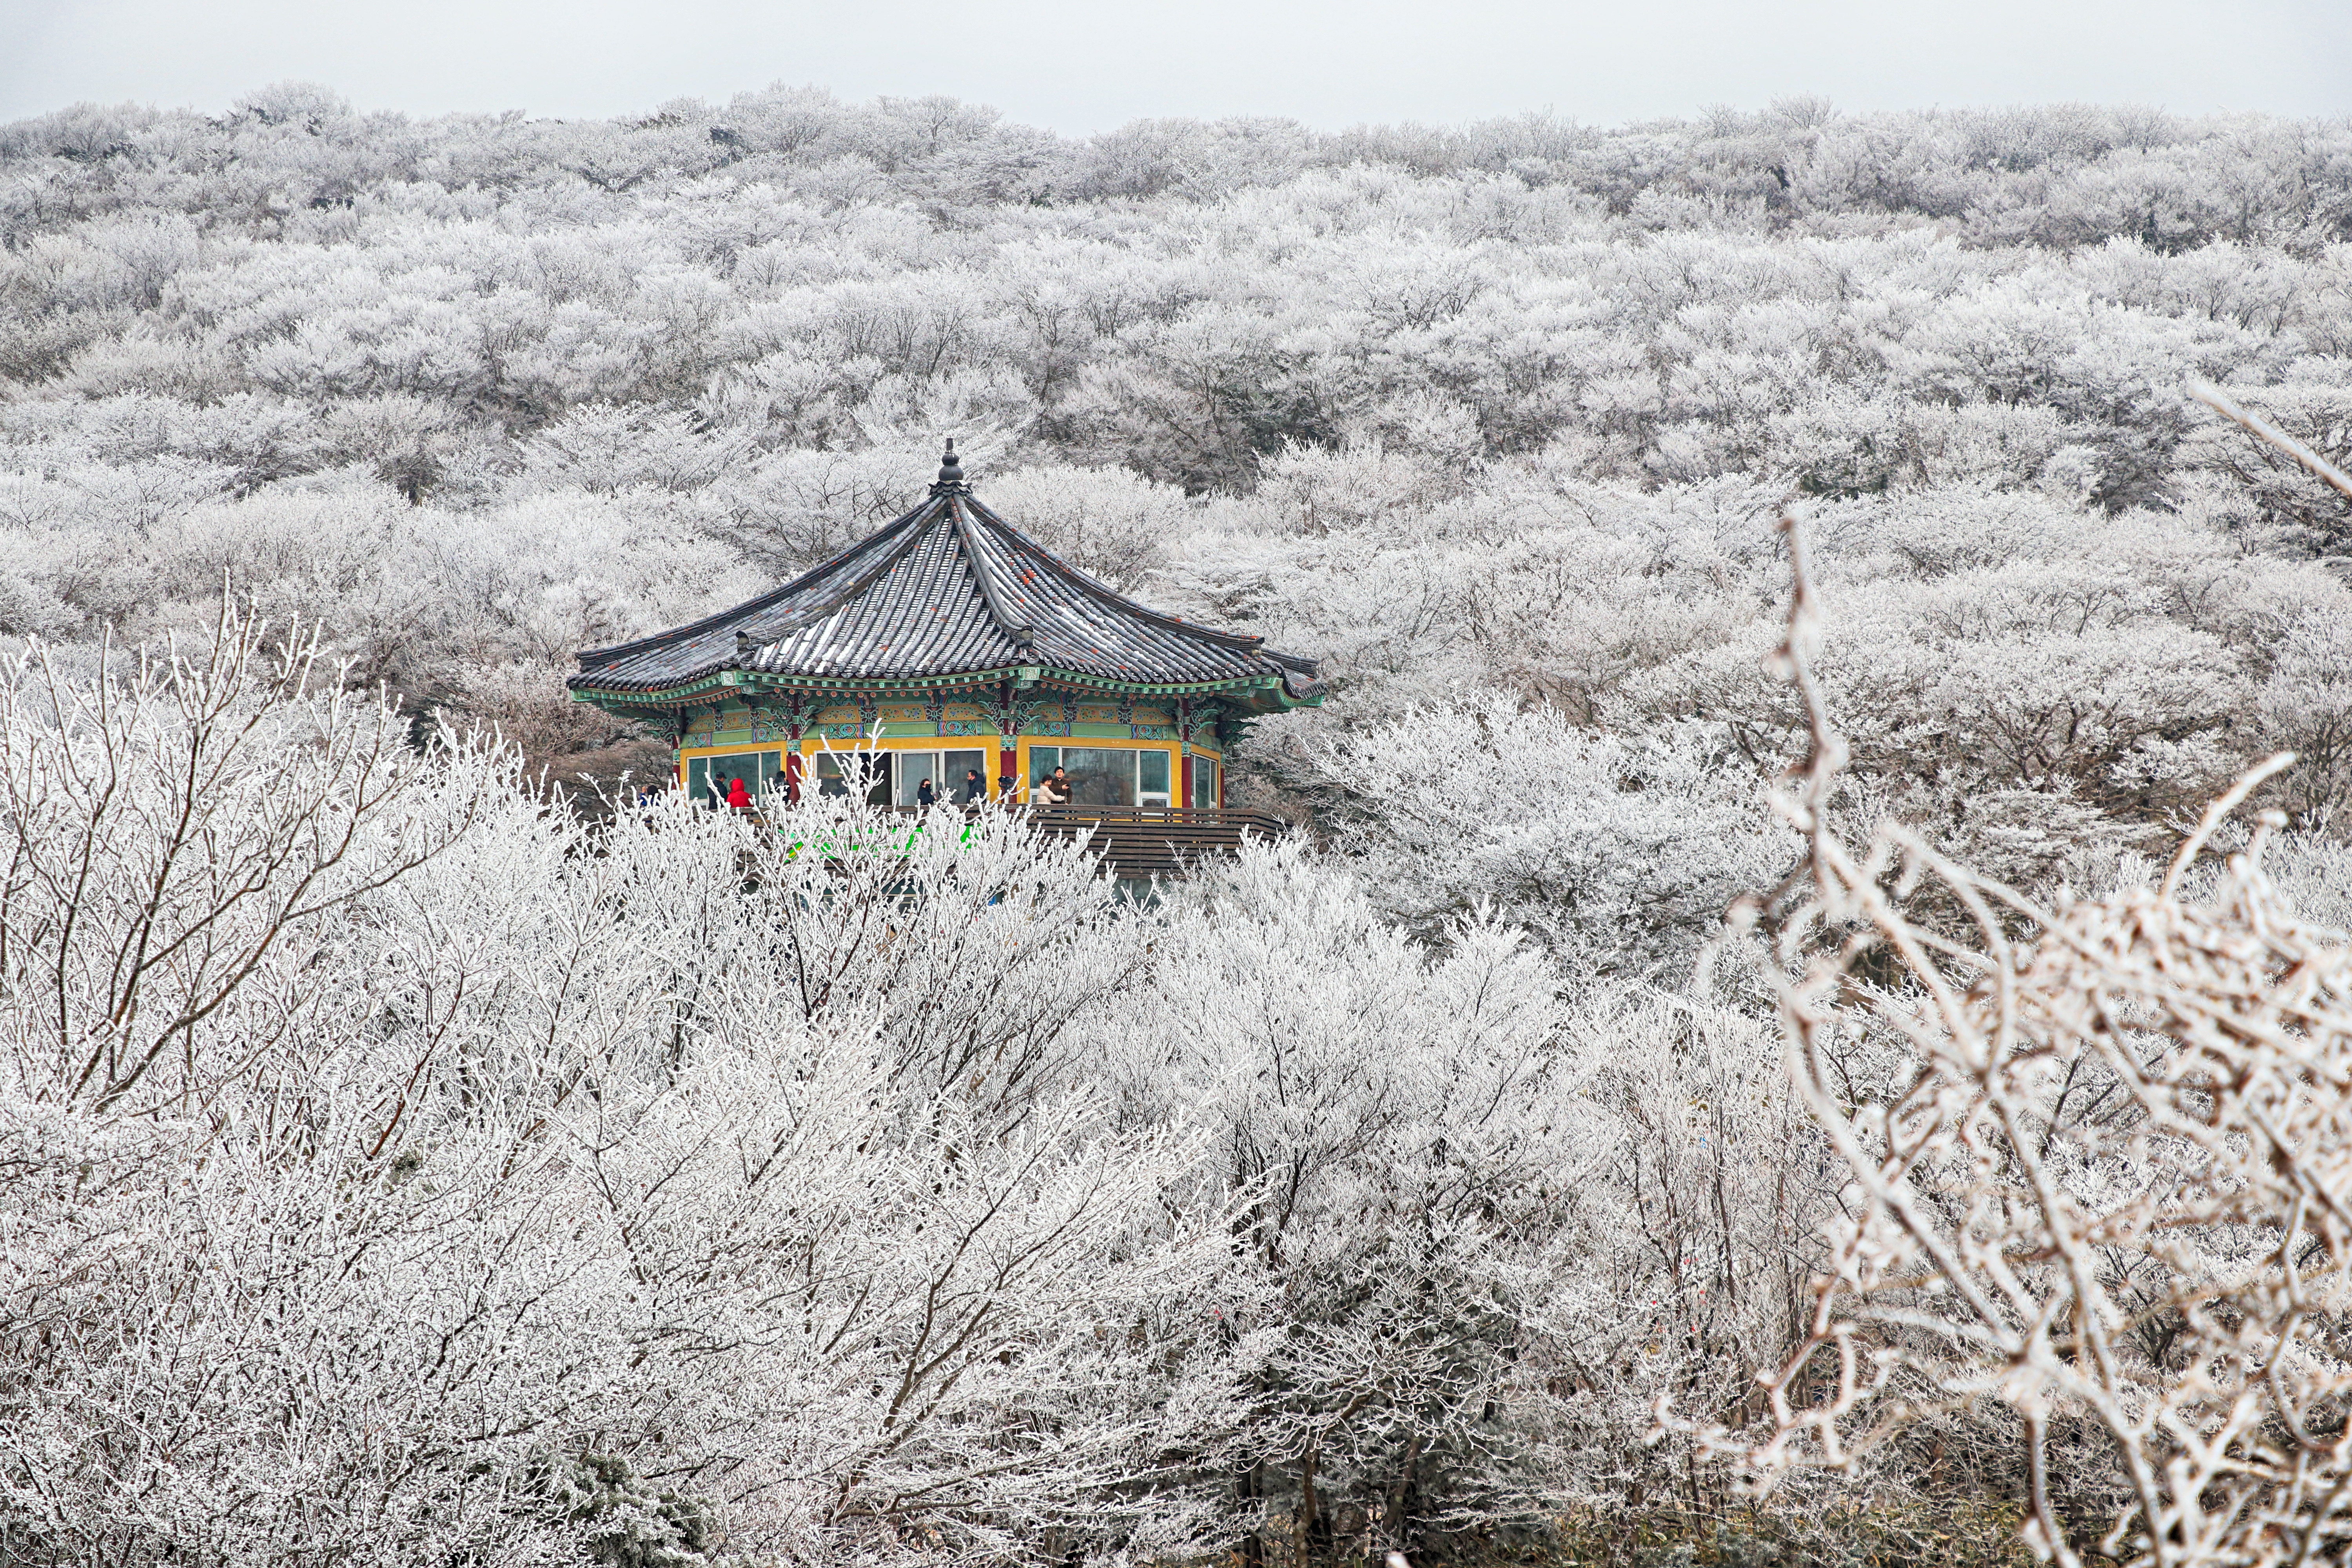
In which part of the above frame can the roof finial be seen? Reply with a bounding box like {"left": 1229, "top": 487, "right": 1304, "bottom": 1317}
{"left": 934, "top": 436, "right": 965, "bottom": 491}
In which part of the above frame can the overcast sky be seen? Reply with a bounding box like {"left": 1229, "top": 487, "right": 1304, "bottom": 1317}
{"left": 3, "top": 0, "right": 2349, "bottom": 133}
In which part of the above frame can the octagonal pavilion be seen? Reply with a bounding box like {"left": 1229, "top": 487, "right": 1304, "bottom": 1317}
{"left": 567, "top": 443, "right": 1323, "bottom": 817}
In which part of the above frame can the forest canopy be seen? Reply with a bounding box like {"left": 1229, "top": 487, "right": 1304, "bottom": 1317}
{"left": 8, "top": 86, "right": 2352, "bottom": 887}
{"left": 9, "top": 82, "right": 2352, "bottom": 1568}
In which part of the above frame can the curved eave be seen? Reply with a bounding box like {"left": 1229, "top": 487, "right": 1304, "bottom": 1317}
{"left": 569, "top": 663, "right": 1323, "bottom": 713}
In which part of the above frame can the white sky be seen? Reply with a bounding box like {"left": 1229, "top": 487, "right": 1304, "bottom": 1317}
{"left": 2, "top": 0, "right": 2348, "bottom": 132}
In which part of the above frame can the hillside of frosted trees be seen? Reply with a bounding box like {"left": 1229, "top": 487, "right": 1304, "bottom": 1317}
{"left": 13, "top": 81, "right": 2352, "bottom": 1568}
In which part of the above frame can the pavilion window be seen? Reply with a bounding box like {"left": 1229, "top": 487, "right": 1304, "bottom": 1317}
{"left": 688, "top": 750, "right": 783, "bottom": 806}
{"left": 944, "top": 749, "right": 987, "bottom": 801}
{"left": 1137, "top": 748, "right": 1171, "bottom": 807}
{"left": 1066, "top": 748, "right": 1133, "bottom": 807}
{"left": 891, "top": 749, "right": 987, "bottom": 806}
{"left": 1189, "top": 755, "right": 1218, "bottom": 809}
{"left": 1027, "top": 746, "right": 1177, "bottom": 807}
{"left": 812, "top": 750, "right": 890, "bottom": 806}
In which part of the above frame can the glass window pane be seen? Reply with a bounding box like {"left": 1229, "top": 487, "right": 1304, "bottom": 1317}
{"left": 943, "top": 749, "right": 987, "bottom": 803}
{"left": 895, "top": 752, "right": 937, "bottom": 807}
{"left": 699, "top": 751, "right": 780, "bottom": 806}
{"left": 1191, "top": 756, "right": 1218, "bottom": 808}
{"left": 709, "top": 755, "right": 741, "bottom": 805}
{"left": 1062, "top": 747, "right": 1136, "bottom": 807}
{"left": 813, "top": 750, "right": 887, "bottom": 802}
{"left": 1138, "top": 749, "right": 1170, "bottom": 800}
{"left": 1028, "top": 746, "right": 1060, "bottom": 784}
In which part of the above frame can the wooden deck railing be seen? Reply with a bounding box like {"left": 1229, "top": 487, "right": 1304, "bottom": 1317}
{"left": 1016, "top": 804, "right": 1288, "bottom": 877}
{"left": 893, "top": 802, "right": 1290, "bottom": 878}
{"left": 723, "top": 799, "right": 1292, "bottom": 880}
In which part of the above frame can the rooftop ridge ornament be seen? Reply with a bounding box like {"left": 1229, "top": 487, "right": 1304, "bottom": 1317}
{"left": 931, "top": 436, "right": 967, "bottom": 493}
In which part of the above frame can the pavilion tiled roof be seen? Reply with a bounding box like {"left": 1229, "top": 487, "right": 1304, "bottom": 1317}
{"left": 570, "top": 445, "right": 1322, "bottom": 703}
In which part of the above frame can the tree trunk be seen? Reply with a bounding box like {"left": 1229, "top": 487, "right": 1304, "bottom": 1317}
{"left": 1383, "top": 1433, "right": 1423, "bottom": 1562}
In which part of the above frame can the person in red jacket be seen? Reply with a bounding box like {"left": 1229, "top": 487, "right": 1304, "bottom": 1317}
{"left": 726, "top": 776, "right": 751, "bottom": 809}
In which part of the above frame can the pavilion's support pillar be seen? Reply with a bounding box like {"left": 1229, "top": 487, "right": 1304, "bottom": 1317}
{"left": 1176, "top": 697, "right": 1191, "bottom": 809}
{"left": 996, "top": 678, "right": 1019, "bottom": 800}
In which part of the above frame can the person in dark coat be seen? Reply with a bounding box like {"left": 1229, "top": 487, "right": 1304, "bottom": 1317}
{"left": 1037, "top": 767, "right": 1073, "bottom": 806}
{"left": 958, "top": 768, "right": 985, "bottom": 804}
{"left": 916, "top": 778, "right": 936, "bottom": 808}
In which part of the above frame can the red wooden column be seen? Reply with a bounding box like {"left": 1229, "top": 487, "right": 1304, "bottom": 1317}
{"left": 996, "top": 679, "right": 1018, "bottom": 799}
{"left": 779, "top": 696, "right": 808, "bottom": 801}
{"left": 1176, "top": 697, "right": 1191, "bottom": 809}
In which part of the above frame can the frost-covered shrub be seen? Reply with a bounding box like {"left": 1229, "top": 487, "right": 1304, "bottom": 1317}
{"left": 0, "top": 617, "right": 1831, "bottom": 1567}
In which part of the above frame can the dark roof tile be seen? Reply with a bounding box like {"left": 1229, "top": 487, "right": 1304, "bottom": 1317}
{"left": 571, "top": 477, "right": 1321, "bottom": 700}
